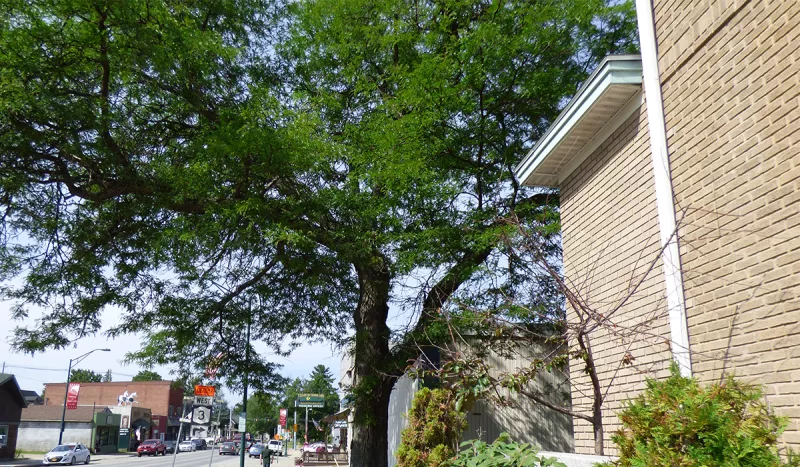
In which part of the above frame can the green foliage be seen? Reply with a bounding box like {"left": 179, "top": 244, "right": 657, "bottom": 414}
{"left": 396, "top": 388, "right": 466, "bottom": 467}
{"left": 245, "top": 391, "right": 280, "bottom": 437}
{"left": 449, "top": 433, "right": 566, "bottom": 467}
{"left": 608, "top": 365, "right": 800, "bottom": 467}
{"left": 132, "top": 370, "right": 162, "bottom": 382}
{"left": 70, "top": 369, "right": 102, "bottom": 383}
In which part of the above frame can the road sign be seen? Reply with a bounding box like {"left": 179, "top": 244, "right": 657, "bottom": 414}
{"left": 194, "top": 385, "right": 216, "bottom": 397}
{"left": 297, "top": 393, "right": 324, "bottom": 408}
{"left": 194, "top": 395, "right": 213, "bottom": 405}
{"left": 238, "top": 413, "right": 246, "bottom": 431}
{"left": 192, "top": 406, "right": 212, "bottom": 425}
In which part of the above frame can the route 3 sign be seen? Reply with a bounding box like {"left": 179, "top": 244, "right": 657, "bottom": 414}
{"left": 192, "top": 405, "right": 212, "bottom": 425}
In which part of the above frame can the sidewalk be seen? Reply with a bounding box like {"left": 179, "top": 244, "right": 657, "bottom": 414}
{"left": 273, "top": 448, "right": 302, "bottom": 466}
{"left": 0, "top": 451, "right": 137, "bottom": 467}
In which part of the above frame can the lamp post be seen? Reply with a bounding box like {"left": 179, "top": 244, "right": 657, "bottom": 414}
{"left": 58, "top": 348, "right": 111, "bottom": 445}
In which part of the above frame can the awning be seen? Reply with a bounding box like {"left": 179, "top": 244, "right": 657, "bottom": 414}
{"left": 132, "top": 418, "right": 151, "bottom": 429}
{"left": 321, "top": 408, "right": 350, "bottom": 424}
{"left": 167, "top": 416, "right": 182, "bottom": 427}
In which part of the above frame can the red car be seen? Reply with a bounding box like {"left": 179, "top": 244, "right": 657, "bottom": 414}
{"left": 137, "top": 439, "right": 167, "bottom": 457}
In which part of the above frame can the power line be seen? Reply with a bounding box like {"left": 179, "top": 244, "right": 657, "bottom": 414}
{"left": 3, "top": 363, "right": 138, "bottom": 378}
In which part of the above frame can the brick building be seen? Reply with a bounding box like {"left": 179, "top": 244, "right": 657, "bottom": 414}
{"left": 43, "top": 381, "right": 184, "bottom": 440}
{"left": 0, "top": 374, "right": 28, "bottom": 459}
{"left": 516, "top": 0, "right": 800, "bottom": 455}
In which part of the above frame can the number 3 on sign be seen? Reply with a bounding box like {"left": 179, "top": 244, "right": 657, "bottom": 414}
{"left": 193, "top": 406, "right": 211, "bottom": 424}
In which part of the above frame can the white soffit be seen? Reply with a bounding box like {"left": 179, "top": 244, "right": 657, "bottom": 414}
{"left": 515, "top": 55, "right": 643, "bottom": 187}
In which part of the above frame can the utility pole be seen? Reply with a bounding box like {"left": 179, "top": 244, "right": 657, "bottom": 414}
{"left": 304, "top": 407, "right": 309, "bottom": 443}
{"left": 293, "top": 399, "right": 297, "bottom": 450}
{"left": 238, "top": 317, "right": 251, "bottom": 467}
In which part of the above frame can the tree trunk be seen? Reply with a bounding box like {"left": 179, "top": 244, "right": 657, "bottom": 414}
{"left": 349, "top": 262, "right": 395, "bottom": 467}
{"left": 578, "top": 331, "right": 605, "bottom": 456}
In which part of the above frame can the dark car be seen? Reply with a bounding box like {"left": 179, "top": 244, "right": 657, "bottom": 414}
{"left": 164, "top": 441, "right": 176, "bottom": 454}
{"left": 219, "top": 442, "right": 238, "bottom": 455}
{"left": 137, "top": 439, "right": 167, "bottom": 457}
{"left": 191, "top": 438, "right": 208, "bottom": 451}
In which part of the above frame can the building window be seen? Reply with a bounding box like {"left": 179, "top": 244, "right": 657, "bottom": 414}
{"left": 0, "top": 425, "right": 8, "bottom": 447}
{"left": 169, "top": 405, "right": 174, "bottom": 416}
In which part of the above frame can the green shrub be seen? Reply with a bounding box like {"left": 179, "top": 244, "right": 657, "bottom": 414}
{"left": 449, "top": 433, "right": 566, "bottom": 467}
{"left": 608, "top": 364, "right": 799, "bottom": 467}
{"left": 396, "top": 387, "right": 466, "bottom": 467}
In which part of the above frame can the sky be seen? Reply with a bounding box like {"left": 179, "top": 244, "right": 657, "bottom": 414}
{"left": 0, "top": 304, "right": 343, "bottom": 403}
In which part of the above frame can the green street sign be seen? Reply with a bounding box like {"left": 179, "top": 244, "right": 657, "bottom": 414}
{"left": 297, "top": 393, "right": 325, "bottom": 408}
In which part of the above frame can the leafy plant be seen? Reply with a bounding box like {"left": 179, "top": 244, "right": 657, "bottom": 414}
{"left": 607, "top": 364, "right": 800, "bottom": 467}
{"left": 396, "top": 388, "right": 466, "bottom": 467}
{"left": 449, "top": 433, "right": 566, "bottom": 467}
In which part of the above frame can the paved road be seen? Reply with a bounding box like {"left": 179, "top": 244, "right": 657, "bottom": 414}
{"left": 4, "top": 450, "right": 300, "bottom": 467}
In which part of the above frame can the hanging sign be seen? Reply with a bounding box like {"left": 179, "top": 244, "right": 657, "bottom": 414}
{"left": 279, "top": 408, "right": 288, "bottom": 427}
{"left": 66, "top": 383, "right": 81, "bottom": 410}
{"left": 297, "top": 394, "right": 324, "bottom": 408}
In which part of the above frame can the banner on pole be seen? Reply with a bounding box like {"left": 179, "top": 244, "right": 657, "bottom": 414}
{"left": 279, "top": 408, "right": 288, "bottom": 427}
{"left": 66, "top": 383, "right": 80, "bottom": 410}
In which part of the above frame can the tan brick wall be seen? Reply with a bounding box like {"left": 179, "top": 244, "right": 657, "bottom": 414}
{"left": 43, "top": 381, "right": 183, "bottom": 418}
{"left": 560, "top": 104, "right": 674, "bottom": 454}
{"left": 656, "top": 0, "right": 800, "bottom": 448}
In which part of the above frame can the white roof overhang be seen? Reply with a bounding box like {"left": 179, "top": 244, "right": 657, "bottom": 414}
{"left": 515, "top": 55, "right": 643, "bottom": 187}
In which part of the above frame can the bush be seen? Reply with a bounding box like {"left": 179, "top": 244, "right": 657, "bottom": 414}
{"left": 449, "top": 433, "right": 566, "bottom": 467}
{"left": 608, "top": 364, "right": 799, "bottom": 467}
{"left": 396, "top": 387, "right": 466, "bottom": 467}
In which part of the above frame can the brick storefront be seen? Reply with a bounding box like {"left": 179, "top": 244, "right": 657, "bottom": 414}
{"left": 43, "top": 381, "right": 183, "bottom": 419}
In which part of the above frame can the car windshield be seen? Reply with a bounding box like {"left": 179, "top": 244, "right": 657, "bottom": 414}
{"left": 142, "top": 440, "right": 157, "bottom": 444}
{"left": 52, "top": 445, "right": 74, "bottom": 452}
{"left": 179, "top": 441, "right": 192, "bottom": 445}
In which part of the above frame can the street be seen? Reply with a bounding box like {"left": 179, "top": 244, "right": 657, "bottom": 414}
{"left": 3, "top": 450, "right": 300, "bottom": 467}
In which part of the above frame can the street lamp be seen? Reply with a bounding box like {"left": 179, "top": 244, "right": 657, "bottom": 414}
{"left": 58, "top": 348, "right": 111, "bottom": 445}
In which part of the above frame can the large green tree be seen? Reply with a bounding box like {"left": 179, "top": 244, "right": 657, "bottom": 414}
{"left": 280, "top": 0, "right": 636, "bottom": 464}
{"left": 0, "top": 0, "right": 637, "bottom": 465}
{"left": 132, "top": 370, "right": 162, "bottom": 381}
{"left": 70, "top": 369, "right": 103, "bottom": 383}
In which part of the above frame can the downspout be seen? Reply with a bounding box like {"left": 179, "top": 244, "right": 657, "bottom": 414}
{"left": 635, "top": 0, "right": 692, "bottom": 377}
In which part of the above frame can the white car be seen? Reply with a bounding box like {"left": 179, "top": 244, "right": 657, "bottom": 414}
{"left": 266, "top": 440, "right": 283, "bottom": 456}
{"left": 302, "top": 441, "right": 326, "bottom": 453}
{"left": 44, "top": 443, "right": 91, "bottom": 465}
{"left": 178, "top": 440, "right": 196, "bottom": 452}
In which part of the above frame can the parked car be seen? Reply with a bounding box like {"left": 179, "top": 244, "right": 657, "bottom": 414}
{"left": 191, "top": 438, "right": 207, "bottom": 450}
{"left": 219, "top": 442, "right": 238, "bottom": 455}
{"left": 266, "top": 440, "right": 283, "bottom": 456}
{"left": 44, "top": 443, "right": 91, "bottom": 465}
{"left": 137, "top": 439, "right": 167, "bottom": 457}
{"left": 178, "top": 440, "right": 196, "bottom": 452}
{"left": 302, "top": 441, "right": 326, "bottom": 453}
{"left": 164, "top": 440, "right": 176, "bottom": 454}
{"left": 248, "top": 443, "right": 264, "bottom": 458}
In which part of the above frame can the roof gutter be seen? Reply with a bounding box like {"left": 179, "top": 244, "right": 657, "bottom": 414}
{"left": 635, "top": 0, "right": 692, "bottom": 377}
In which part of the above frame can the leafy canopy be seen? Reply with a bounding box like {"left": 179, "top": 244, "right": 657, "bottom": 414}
{"left": 70, "top": 369, "right": 103, "bottom": 383}
{"left": 132, "top": 370, "right": 163, "bottom": 382}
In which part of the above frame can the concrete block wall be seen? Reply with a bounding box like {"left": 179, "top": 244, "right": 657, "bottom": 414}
{"left": 654, "top": 0, "right": 800, "bottom": 448}
{"left": 16, "top": 421, "right": 92, "bottom": 452}
{"left": 560, "top": 105, "right": 674, "bottom": 454}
